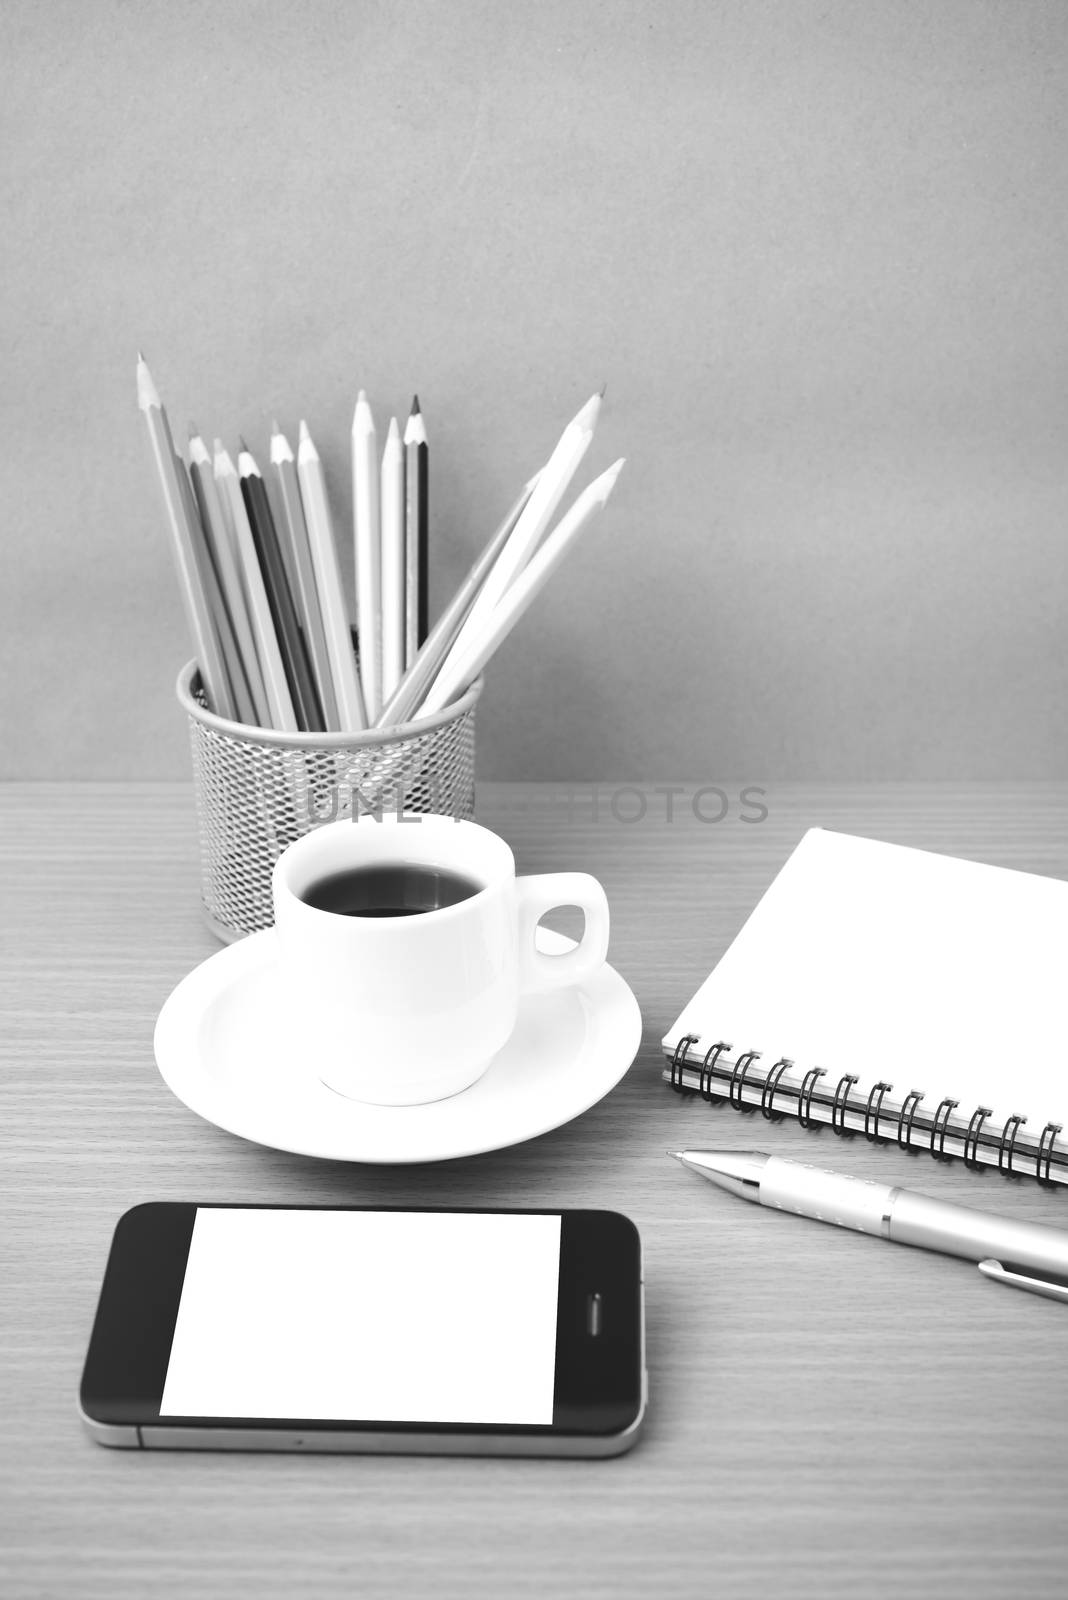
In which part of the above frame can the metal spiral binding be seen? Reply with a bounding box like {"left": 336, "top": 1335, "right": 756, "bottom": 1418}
{"left": 728, "top": 1051, "right": 761, "bottom": 1111}
{"left": 898, "top": 1090, "right": 924, "bottom": 1148}
{"left": 700, "top": 1041, "right": 731, "bottom": 1099}
{"left": 864, "top": 1082, "right": 892, "bottom": 1142}
{"left": 665, "top": 1035, "right": 1065, "bottom": 1184}
{"left": 1038, "top": 1122, "right": 1063, "bottom": 1185}
{"left": 998, "top": 1115, "right": 1025, "bottom": 1176}
{"left": 670, "top": 1035, "right": 699, "bottom": 1092}
{"left": 831, "top": 1074, "right": 858, "bottom": 1135}
{"left": 963, "top": 1106, "right": 992, "bottom": 1170}
{"left": 798, "top": 1066, "right": 826, "bottom": 1128}
{"left": 931, "top": 1098, "right": 958, "bottom": 1160}
{"left": 761, "top": 1059, "right": 793, "bottom": 1121}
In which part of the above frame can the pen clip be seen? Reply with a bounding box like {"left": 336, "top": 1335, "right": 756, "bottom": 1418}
{"left": 977, "top": 1259, "right": 1068, "bottom": 1305}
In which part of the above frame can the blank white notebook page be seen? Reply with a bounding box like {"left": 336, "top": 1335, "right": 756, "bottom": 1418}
{"left": 663, "top": 828, "right": 1068, "bottom": 1128}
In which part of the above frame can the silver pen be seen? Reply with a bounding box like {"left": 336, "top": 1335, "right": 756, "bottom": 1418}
{"left": 672, "top": 1149, "right": 1068, "bottom": 1305}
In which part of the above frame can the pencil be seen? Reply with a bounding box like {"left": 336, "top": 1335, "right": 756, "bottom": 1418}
{"left": 404, "top": 396, "right": 428, "bottom": 662}
{"left": 380, "top": 416, "right": 406, "bottom": 703}
{"left": 445, "top": 390, "right": 602, "bottom": 674}
{"left": 352, "top": 389, "right": 381, "bottom": 719}
{"left": 296, "top": 420, "right": 367, "bottom": 732}
{"left": 239, "top": 441, "right": 323, "bottom": 732}
{"left": 375, "top": 473, "right": 539, "bottom": 729}
{"left": 136, "top": 357, "right": 235, "bottom": 718}
{"left": 418, "top": 459, "right": 624, "bottom": 718}
{"left": 270, "top": 424, "right": 340, "bottom": 730}
{"left": 189, "top": 429, "right": 269, "bottom": 727}
{"left": 172, "top": 442, "right": 252, "bottom": 724}
{"left": 214, "top": 440, "right": 298, "bottom": 733}
{"left": 270, "top": 473, "right": 302, "bottom": 624}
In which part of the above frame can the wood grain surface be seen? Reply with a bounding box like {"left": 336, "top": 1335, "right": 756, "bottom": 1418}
{"left": 4, "top": 782, "right": 1068, "bottom": 1599}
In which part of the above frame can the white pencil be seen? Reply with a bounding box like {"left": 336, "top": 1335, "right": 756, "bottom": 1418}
{"left": 418, "top": 459, "right": 625, "bottom": 717}
{"left": 444, "top": 390, "right": 602, "bottom": 673}
{"left": 189, "top": 430, "right": 270, "bottom": 727}
{"left": 136, "top": 357, "right": 234, "bottom": 718}
{"left": 352, "top": 390, "right": 381, "bottom": 719}
{"left": 404, "top": 397, "right": 428, "bottom": 665}
{"left": 375, "top": 473, "right": 539, "bottom": 730}
{"left": 297, "top": 421, "right": 367, "bottom": 733}
{"left": 270, "top": 424, "right": 340, "bottom": 730}
{"left": 380, "top": 417, "right": 406, "bottom": 703}
{"left": 213, "top": 440, "right": 298, "bottom": 732}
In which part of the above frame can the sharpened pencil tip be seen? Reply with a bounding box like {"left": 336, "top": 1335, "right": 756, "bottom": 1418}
{"left": 187, "top": 421, "right": 199, "bottom": 441}
{"left": 137, "top": 350, "right": 145, "bottom": 364}
{"left": 271, "top": 418, "right": 281, "bottom": 435}
{"left": 571, "top": 391, "right": 603, "bottom": 432}
{"left": 298, "top": 419, "right": 311, "bottom": 443}
{"left": 238, "top": 435, "right": 249, "bottom": 453}
{"left": 404, "top": 403, "right": 427, "bottom": 446}
{"left": 135, "top": 357, "right": 160, "bottom": 411}
{"left": 353, "top": 390, "right": 376, "bottom": 435}
{"left": 599, "top": 382, "right": 607, "bottom": 398}
{"left": 591, "top": 458, "right": 625, "bottom": 501}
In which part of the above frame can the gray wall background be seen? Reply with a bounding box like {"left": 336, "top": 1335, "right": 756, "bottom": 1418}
{"left": 3, "top": 0, "right": 1067, "bottom": 780}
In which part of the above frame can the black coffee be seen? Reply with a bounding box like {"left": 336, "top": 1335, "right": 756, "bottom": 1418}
{"left": 300, "top": 863, "right": 483, "bottom": 918}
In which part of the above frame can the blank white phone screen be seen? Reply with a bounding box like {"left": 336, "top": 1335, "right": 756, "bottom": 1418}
{"left": 160, "top": 1209, "right": 562, "bottom": 1425}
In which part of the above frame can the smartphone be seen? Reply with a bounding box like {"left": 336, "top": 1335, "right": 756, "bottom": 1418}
{"left": 80, "top": 1202, "right": 645, "bottom": 1457}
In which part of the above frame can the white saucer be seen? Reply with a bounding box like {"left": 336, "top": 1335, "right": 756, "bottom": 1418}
{"left": 154, "top": 928, "right": 642, "bottom": 1163}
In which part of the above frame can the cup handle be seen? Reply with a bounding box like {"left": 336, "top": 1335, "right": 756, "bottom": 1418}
{"left": 515, "top": 873, "right": 610, "bottom": 993}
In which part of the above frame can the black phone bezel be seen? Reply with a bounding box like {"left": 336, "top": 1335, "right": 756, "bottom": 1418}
{"left": 80, "top": 1202, "right": 642, "bottom": 1440}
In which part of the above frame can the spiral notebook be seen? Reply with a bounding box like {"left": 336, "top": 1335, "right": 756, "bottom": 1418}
{"left": 662, "top": 828, "right": 1068, "bottom": 1186}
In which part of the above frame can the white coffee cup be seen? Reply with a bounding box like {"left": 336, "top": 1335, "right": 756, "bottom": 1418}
{"left": 271, "top": 814, "right": 610, "bottom": 1106}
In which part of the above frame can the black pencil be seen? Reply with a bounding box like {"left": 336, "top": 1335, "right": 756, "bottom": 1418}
{"left": 404, "top": 397, "right": 429, "bottom": 661}
{"left": 238, "top": 440, "right": 324, "bottom": 732}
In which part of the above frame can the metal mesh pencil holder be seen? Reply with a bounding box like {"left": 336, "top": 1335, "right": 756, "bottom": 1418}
{"left": 177, "top": 661, "right": 481, "bottom": 942}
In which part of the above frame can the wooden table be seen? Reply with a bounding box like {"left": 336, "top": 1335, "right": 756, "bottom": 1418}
{"left": 5, "top": 782, "right": 1068, "bottom": 1599}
